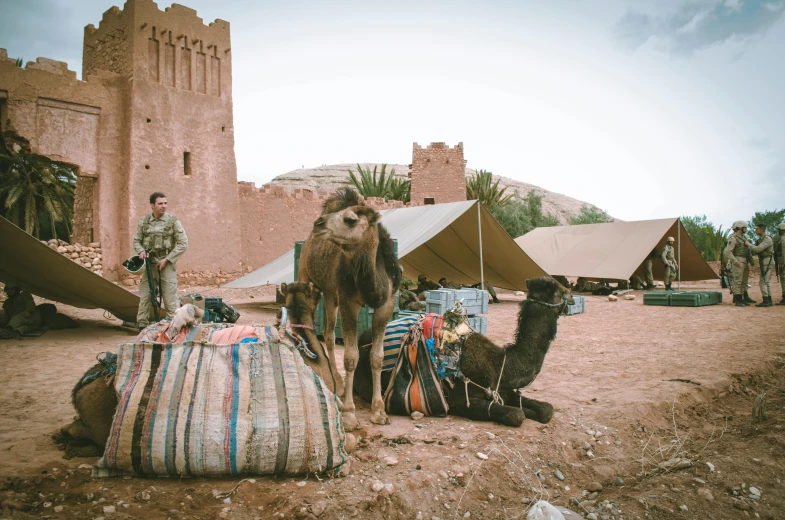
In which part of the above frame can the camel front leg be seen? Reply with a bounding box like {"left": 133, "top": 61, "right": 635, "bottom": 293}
{"left": 368, "top": 296, "right": 395, "bottom": 425}
{"left": 339, "top": 299, "right": 362, "bottom": 431}
{"left": 504, "top": 390, "right": 554, "bottom": 424}
{"left": 322, "top": 293, "right": 344, "bottom": 397}
{"left": 449, "top": 396, "right": 526, "bottom": 427}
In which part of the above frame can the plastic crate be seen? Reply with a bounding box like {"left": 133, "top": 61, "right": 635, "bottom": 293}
{"left": 643, "top": 292, "right": 672, "bottom": 306}
{"left": 669, "top": 291, "right": 723, "bottom": 307}
{"left": 563, "top": 295, "right": 585, "bottom": 315}
{"left": 425, "top": 289, "right": 489, "bottom": 316}
{"left": 314, "top": 294, "right": 399, "bottom": 340}
{"left": 465, "top": 316, "right": 487, "bottom": 335}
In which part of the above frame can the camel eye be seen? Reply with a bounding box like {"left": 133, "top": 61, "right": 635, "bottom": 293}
{"left": 344, "top": 214, "right": 359, "bottom": 226}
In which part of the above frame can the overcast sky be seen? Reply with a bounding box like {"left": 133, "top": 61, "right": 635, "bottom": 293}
{"left": 1, "top": 0, "right": 783, "bottom": 227}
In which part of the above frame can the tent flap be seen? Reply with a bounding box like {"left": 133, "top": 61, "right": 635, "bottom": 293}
{"left": 1, "top": 217, "right": 140, "bottom": 322}
{"left": 514, "top": 218, "right": 718, "bottom": 282}
{"left": 225, "top": 200, "right": 548, "bottom": 291}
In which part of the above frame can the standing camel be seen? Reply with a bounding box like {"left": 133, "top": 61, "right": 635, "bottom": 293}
{"left": 354, "top": 276, "right": 573, "bottom": 426}
{"left": 299, "top": 188, "right": 401, "bottom": 429}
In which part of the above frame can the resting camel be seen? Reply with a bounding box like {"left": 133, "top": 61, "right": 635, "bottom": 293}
{"left": 298, "top": 188, "right": 401, "bottom": 430}
{"left": 354, "top": 277, "right": 573, "bottom": 426}
{"left": 55, "top": 283, "right": 334, "bottom": 456}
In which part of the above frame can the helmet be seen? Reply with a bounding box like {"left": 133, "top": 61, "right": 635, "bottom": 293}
{"left": 778, "top": 223, "right": 785, "bottom": 231}
{"left": 732, "top": 220, "right": 747, "bottom": 230}
{"left": 667, "top": 236, "right": 675, "bottom": 242}
{"left": 3, "top": 281, "right": 20, "bottom": 292}
{"left": 418, "top": 274, "right": 426, "bottom": 282}
{"left": 122, "top": 255, "right": 145, "bottom": 273}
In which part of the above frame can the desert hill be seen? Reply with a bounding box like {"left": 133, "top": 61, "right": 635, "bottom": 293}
{"left": 268, "top": 163, "right": 606, "bottom": 225}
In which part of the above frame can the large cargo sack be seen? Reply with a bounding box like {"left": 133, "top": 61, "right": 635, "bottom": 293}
{"left": 93, "top": 325, "right": 347, "bottom": 478}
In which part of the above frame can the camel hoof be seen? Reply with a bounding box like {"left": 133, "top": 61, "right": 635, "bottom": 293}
{"left": 369, "top": 410, "right": 390, "bottom": 425}
{"left": 342, "top": 412, "right": 359, "bottom": 431}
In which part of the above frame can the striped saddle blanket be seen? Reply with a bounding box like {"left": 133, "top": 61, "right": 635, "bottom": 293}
{"left": 93, "top": 325, "right": 347, "bottom": 478}
{"left": 382, "top": 313, "right": 474, "bottom": 417}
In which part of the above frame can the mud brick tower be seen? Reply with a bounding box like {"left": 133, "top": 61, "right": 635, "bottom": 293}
{"left": 409, "top": 142, "right": 467, "bottom": 205}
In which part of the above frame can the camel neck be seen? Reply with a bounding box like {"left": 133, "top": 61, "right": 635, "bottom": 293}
{"left": 509, "top": 302, "right": 557, "bottom": 373}
{"left": 343, "top": 231, "right": 388, "bottom": 308}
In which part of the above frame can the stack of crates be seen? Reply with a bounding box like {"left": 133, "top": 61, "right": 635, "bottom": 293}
{"left": 425, "top": 288, "right": 489, "bottom": 335}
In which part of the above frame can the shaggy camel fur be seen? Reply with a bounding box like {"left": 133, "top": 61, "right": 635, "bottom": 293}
{"left": 54, "top": 283, "right": 333, "bottom": 455}
{"left": 355, "top": 277, "right": 572, "bottom": 426}
{"left": 299, "top": 188, "right": 401, "bottom": 430}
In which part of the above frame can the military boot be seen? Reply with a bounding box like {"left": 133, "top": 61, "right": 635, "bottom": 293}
{"left": 743, "top": 291, "right": 756, "bottom": 304}
{"left": 777, "top": 295, "right": 785, "bottom": 305}
{"left": 734, "top": 295, "right": 747, "bottom": 307}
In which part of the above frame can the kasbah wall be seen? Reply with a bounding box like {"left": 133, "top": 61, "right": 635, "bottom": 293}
{"left": 0, "top": 0, "right": 466, "bottom": 287}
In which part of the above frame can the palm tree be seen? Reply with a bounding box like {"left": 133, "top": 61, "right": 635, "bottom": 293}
{"left": 347, "top": 164, "right": 410, "bottom": 203}
{"left": 465, "top": 169, "right": 512, "bottom": 210}
{"left": 704, "top": 224, "right": 729, "bottom": 262}
{"left": 0, "top": 149, "right": 76, "bottom": 239}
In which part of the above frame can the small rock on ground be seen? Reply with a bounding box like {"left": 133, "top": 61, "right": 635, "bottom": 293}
{"left": 696, "top": 488, "right": 714, "bottom": 501}
{"left": 587, "top": 482, "right": 603, "bottom": 492}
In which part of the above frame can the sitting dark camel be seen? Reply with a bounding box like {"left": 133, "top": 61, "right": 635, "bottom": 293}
{"left": 55, "top": 282, "right": 333, "bottom": 456}
{"left": 354, "top": 276, "right": 572, "bottom": 427}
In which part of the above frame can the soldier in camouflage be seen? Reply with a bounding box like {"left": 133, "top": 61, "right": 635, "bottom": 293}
{"left": 398, "top": 287, "right": 426, "bottom": 311}
{"left": 724, "top": 221, "right": 752, "bottom": 307}
{"left": 133, "top": 192, "right": 189, "bottom": 327}
{"left": 661, "top": 237, "right": 678, "bottom": 291}
{"left": 746, "top": 223, "right": 774, "bottom": 307}
{"left": 643, "top": 248, "right": 657, "bottom": 290}
{"left": 776, "top": 223, "right": 785, "bottom": 305}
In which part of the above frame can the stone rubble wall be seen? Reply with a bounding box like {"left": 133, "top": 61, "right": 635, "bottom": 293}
{"left": 42, "top": 239, "right": 105, "bottom": 277}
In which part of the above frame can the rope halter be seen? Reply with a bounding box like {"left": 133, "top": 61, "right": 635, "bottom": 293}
{"left": 280, "top": 307, "right": 319, "bottom": 360}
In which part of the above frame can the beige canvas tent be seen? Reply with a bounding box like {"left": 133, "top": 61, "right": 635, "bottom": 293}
{"left": 1, "top": 216, "right": 140, "bottom": 322}
{"left": 225, "top": 200, "right": 548, "bottom": 291}
{"left": 514, "top": 218, "right": 718, "bottom": 282}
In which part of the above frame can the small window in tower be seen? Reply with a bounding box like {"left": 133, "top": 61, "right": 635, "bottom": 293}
{"left": 146, "top": 118, "right": 151, "bottom": 123}
{"left": 144, "top": 164, "right": 150, "bottom": 170}
{"left": 183, "top": 151, "right": 191, "bottom": 176}
{"left": 424, "top": 197, "right": 435, "bottom": 205}
{"left": 221, "top": 126, "right": 225, "bottom": 132}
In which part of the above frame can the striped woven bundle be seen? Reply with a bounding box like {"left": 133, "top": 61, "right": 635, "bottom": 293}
{"left": 93, "top": 326, "right": 347, "bottom": 477}
{"left": 381, "top": 315, "right": 419, "bottom": 372}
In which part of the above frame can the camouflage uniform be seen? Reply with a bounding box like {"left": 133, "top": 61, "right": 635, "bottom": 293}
{"left": 630, "top": 275, "right": 646, "bottom": 291}
{"left": 661, "top": 242, "right": 678, "bottom": 290}
{"left": 747, "top": 232, "right": 773, "bottom": 305}
{"left": 575, "top": 277, "right": 598, "bottom": 293}
{"left": 133, "top": 213, "right": 189, "bottom": 326}
{"left": 776, "top": 223, "right": 785, "bottom": 305}
{"left": 643, "top": 248, "right": 657, "bottom": 289}
{"left": 724, "top": 225, "right": 751, "bottom": 306}
{"left": 415, "top": 277, "right": 441, "bottom": 301}
{"left": 398, "top": 288, "right": 425, "bottom": 312}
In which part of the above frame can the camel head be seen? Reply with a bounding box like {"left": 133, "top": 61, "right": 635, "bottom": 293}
{"left": 525, "top": 276, "right": 575, "bottom": 312}
{"left": 312, "top": 206, "right": 381, "bottom": 250}
{"left": 278, "top": 281, "right": 345, "bottom": 396}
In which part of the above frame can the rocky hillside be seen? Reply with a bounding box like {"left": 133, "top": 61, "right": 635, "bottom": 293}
{"left": 268, "top": 163, "right": 607, "bottom": 225}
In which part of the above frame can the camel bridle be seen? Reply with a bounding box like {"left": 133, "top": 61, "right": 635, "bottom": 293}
{"left": 526, "top": 294, "right": 571, "bottom": 313}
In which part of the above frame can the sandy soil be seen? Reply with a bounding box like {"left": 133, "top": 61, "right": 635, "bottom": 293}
{"left": 1, "top": 278, "right": 783, "bottom": 519}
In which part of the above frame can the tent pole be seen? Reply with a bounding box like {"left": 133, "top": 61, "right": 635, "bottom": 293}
{"left": 677, "top": 219, "right": 681, "bottom": 290}
{"left": 478, "top": 202, "right": 485, "bottom": 289}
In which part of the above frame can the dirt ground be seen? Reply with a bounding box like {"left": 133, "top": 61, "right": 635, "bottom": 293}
{"left": 1, "top": 276, "right": 784, "bottom": 520}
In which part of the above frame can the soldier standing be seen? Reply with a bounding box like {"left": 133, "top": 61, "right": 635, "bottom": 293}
{"left": 746, "top": 223, "right": 774, "bottom": 307}
{"left": 661, "top": 237, "right": 678, "bottom": 291}
{"left": 133, "top": 192, "right": 189, "bottom": 328}
{"left": 643, "top": 248, "right": 657, "bottom": 290}
{"left": 776, "top": 223, "right": 785, "bottom": 305}
{"left": 724, "top": 221, "right": 752, "bottom": 307}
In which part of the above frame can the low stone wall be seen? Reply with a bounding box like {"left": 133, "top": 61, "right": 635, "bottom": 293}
{"left": 42, "top": 239, "right": 104, "bottom": 276}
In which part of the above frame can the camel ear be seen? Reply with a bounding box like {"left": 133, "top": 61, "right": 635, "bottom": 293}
{"left": 279, "top": 283, "right": 288, "bottom": 296}
{"left": 368, "top": 210, "right": 382, "bottom": 225}
{"left": 307, "top": 282, "right": 322, "bottom": 299}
